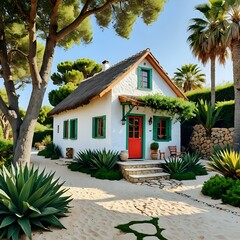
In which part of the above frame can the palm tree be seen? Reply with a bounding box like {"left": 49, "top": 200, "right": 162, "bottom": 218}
{"left": 173, "top": 64, "right": 206, "bottom": 92}
{"left": 220, "top": 0, "right": 240, "bottom": 150}
{"left": 187, "top": 2, "right": 228, "bottom": 107}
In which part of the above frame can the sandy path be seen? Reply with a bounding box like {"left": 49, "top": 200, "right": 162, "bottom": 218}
{"left": 31, "top": 152, "right": 240, "bottom": 240}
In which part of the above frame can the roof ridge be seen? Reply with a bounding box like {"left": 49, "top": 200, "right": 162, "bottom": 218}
{"left": 80, "top": 48, "right": 149, "bottom": 84}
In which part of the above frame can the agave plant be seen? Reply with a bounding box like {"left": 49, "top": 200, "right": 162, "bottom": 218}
{"left": 91, "top": 149, "right": 120, "bottom": 170}
{"left": 208, "top": 149, "right": 240, "bottom": 179}
{"left": 68, "top": 149, "right": 98, "bottom": 171}
{"left": 0, "top": 164, "right": 72, "bottom": 240}
{"left": 182, "top": 152, "right": 206, "bottom": 172}
{"left": 163, "top": 157, "right": 188, "bottom": 175}
{"left": 194, "top": 99, "right": 222, "bottom": 136}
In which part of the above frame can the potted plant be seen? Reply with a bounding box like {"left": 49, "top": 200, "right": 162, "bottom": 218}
{"left": 150, "top": 142, "right": 159, "bottom": 160}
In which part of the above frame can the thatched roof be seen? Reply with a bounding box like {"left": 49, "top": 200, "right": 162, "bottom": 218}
{"left": 48, "top": 48, "right": 186, "bottom": 116}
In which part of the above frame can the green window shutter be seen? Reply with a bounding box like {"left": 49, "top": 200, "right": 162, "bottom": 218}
{"left": 102, "top": 115, "right": 106, "bottom": 138}
{"left": 149, "top": 68, "right": 153, "bottom": 90}
{"left": 63, "top": 120, "right": 68, "bottom": 139}
{"left": 92, "top": 117, "right": 96, "bottom": 138}
{"left": 137, "top": 67, "right": 142, "bottom": 89}
{"left": 167, "top": 118, "right": 172, "bottom": 141}
{"left": 153, "top": 116, "right": 158, "bottom": 141}
{"left": 70, "top": 119, "right": 78, "bottom": 140}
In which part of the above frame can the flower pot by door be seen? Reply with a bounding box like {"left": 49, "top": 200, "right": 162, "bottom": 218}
{"left": 150, "top": 152, "right": 158, "bottom": 160}
{"left": 120, "top": 150, "right": 129, "bottom": 161}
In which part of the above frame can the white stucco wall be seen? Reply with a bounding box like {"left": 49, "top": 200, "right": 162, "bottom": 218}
{"left": 52, "top": 58, "right": 182, "bottom": 159}
{"left": 53, "top": 92, "right": 112, "bottom": 158}
{"left": 111, "top": 59, "right": 181, "bottom": 158}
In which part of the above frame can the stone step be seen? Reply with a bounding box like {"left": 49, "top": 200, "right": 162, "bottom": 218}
{"left": 124, "top": 167, "right": 163, "bottom": 175}
{"left": 118, "top": 160, "right": 163, "bottom": 170}
{"left": 128, "top": 172, "right": 170, "bottom": 183}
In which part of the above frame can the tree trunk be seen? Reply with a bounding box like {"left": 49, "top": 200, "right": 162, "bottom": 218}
{"left": 210, "top": 57, "right": 216, "bottom": 107}
{"left": 232, "top": 40, "right": 240, "bottom": 151}
{"left": 13, "top": 87, "right": 46, "bottom": 166}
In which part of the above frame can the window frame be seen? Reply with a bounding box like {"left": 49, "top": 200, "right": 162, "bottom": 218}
{"left": 92, "top": 115, "right": 106, "bottom": 139}
{"left": 153, "top": 116, "right": 172, "bottom": 142}
{"left": 137, "top": 66, "right": 153, "bottom": 90}
{"left": 70, "top": 118, "right": 78, "bottom": 140}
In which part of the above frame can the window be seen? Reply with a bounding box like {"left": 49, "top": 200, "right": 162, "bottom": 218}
{"left": 137, "top": 67, "right": 152, "bottom": 90}
{"left": 63, "top": 120, "right": 69, "bottom": 139}
{"left": 153, "top": 116, "right": 171, "bottom": 141}
{"left": 92, "top": 115, "right": 106, "bottom": 139}
{"left": 70, "top": 119, "right": 78, "bottom": 139}
{"left": 63, "top": 119, "right": 78, "bottom": 139}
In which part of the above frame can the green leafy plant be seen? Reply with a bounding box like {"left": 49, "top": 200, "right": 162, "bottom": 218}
{"left": 140, "top": 93, "right": 195, "bottom": 121}
{"left": 150, "top": 142, "right": 159, "bottom": 150}
{"left": 68, "top": 149, "right": 98, "bottom": 171}
{"left": 68, "top": 149, "right": 122, "bottom": 180}
{"left": 222, "top": 182, "right": 240, "bottom": 207}
{"left": 38, "top": 143, "right": 62, "bottom": 160}
{"left": 163, "top": 157, "right": 189, "bottom": 175}
{"left": 93, "top": 168, "right": 123, "bottom": 180}
{"left": 182, "top": 152, "right": 207, "bottom": 175}
{"left": 194, "top": 99, "right": 222, "bottom": 136}
{"left": 208, "top": 149, "right": 240, "bottom": 179}
{"left": 0, "top": 164, "right": 72, "bottom": 239}
{"left": 90, "top": 149, "right": 120, "bottom": 170}
{"left": 212, "top": 144, "right": 232, "bottom": 156}
{"left": 171, "top": 172, "right": 196, "bottom": 180}
{"left": 201, "top": 174, "right": 236, "bottom": 199}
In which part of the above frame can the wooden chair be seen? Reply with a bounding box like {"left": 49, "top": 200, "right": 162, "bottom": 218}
{"left": 159, "top": 150, "right": 165, "bottom": 160}
{"left": 168, "top": 146, "right": 185, "bottom": 158}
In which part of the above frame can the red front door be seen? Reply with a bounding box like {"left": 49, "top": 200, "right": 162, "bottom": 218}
{"left": 128, "top": 116, "right": 143, "bottom": 159}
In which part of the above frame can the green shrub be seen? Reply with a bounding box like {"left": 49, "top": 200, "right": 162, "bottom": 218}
{"left": 32, "top": 130, "right": 53, "bottom": 146}
{"left": 90, "top": 149, "right": 120, "bottom": 170}
{"left": 0, "top": 164, "right": 71, "bottom": 239}
{"left": 182, "top": 152, "right": 207, "bottom": 175}
{"left": 150, "top": 142, "right": 159, "bottom": 150}
{"left": 140, "top": 93, "right": 195, "bottom": 121}
{"left": 163, "top": 157, "right": 188, "bottom": 175}
{"left": 171, "top": 171, "right": 196, "bottom": 180}
{"left": 208, "top": 149, "right": 240, "bottom": 179}
{"left": 38, "top": 143, "right": 62, "bottom": 160}
{"left": 215, "top": 100, "right": 234, "bottom": 128}
{"left": 186, "top": 83, "right": 234, "bottom": 102}
{"left": 69, "top": 149, "right": 98, "bottom": 170}
{"left": 194, "top": 100, "right": 222, "bottom": 136}
{"left": 222, "top": 182, "right": 240, "bottom": 207}
{"left": 201, "top": 174, "right": 235, "bottom": 199}
{"left": 93, "top": 168, "right": 123, "bottom": 180}
{"left": 41, "top": 135, "right": 52, "bottom": 145}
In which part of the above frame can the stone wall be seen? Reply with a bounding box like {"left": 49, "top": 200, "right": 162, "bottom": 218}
{"left": 190, "top": 125, "right": 234, "bottom": 158}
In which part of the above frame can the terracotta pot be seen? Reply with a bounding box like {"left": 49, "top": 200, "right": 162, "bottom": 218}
{"left": 150, "top": 152, "right": 158, "bottom": 160}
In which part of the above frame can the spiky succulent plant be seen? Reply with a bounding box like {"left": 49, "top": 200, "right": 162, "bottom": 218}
{"left": 0, "top": 164, "right": 72, "bottom": 240}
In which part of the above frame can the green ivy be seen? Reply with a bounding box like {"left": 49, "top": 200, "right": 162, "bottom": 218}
{"left": 140, "top": 94, "right": 195, "bottom": 121}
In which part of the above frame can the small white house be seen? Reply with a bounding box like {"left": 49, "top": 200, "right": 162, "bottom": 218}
{"left": 48, "top": 49, "right": 187, "bottom": 159}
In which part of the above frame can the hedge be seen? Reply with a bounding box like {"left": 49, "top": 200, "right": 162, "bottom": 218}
{"left": 186, "top": 83, "right": 234, "bottom": 102}
{"left": 33, "top": 129, "right": 53, "bottom": 146}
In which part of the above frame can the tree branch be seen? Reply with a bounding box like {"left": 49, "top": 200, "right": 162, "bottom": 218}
{"left": 39, "top": 0, "right": 61, "bottom": 83}
{"left": 0, "top": 96, "right": 10, "bottom": 119}
{"left": 8, "top": 48, "right": 28, "bottom": 60}
{"left": 15, "top": 0, "right": 30, "bottom": 21}
{"left": 28, "top": 0, "right": 41, "bottom": 86}
{"left": 0, "top": 15, "right": 20, "bottom": 112}
{"left": 56, "top": 0, "right": 124, "bottom": 41}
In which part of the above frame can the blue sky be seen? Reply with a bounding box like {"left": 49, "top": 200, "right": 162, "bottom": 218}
{"left": 15, "top": 0, "right": 233, "bottom": 109}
